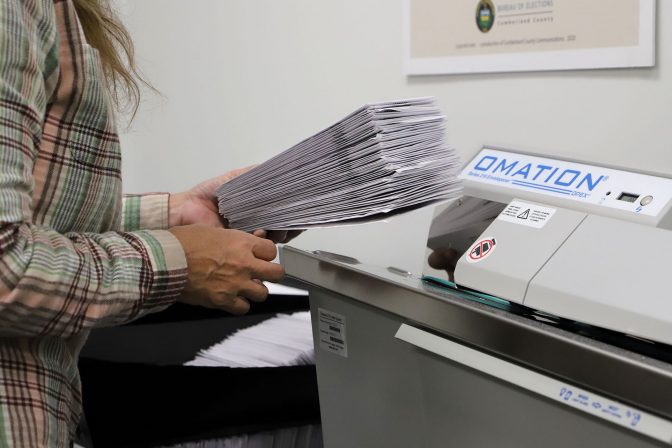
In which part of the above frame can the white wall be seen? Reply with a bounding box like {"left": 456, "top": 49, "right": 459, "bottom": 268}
{"left": 115, "top": 0, "right": 672, "bottom": 274}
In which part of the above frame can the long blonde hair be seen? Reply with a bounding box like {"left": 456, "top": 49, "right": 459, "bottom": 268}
{"left": 73, "top": 0, "right": 148, "bottom": 115}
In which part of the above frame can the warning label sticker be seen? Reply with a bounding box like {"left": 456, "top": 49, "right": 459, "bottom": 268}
{"left": 497, "top": 201, "right": 556, "bottom": 229}
{"left": 318, "top": 308, "right": 347, "bottom": 357}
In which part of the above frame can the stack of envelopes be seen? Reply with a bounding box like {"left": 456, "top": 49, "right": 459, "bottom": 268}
{"left": 216, "top": 97, "right": 463, "bottom": 231}
{"left": 185, "top": 312, "right": 314, "bottom": 368}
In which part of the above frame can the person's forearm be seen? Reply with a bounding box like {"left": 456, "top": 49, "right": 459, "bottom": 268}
{"left": 0, "top": 222, "right": 187, "bottom": 337}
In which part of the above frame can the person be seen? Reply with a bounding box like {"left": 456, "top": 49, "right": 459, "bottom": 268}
{"left": 0, "top": 1, "right": 298, "bottom": 446}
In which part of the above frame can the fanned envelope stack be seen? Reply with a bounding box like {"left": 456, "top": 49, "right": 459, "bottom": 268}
{"left": 185, "top": 312, "right": 314, "bottom": 368}
{"left": 216, "top": 97, "right": 463, "bottom": 231}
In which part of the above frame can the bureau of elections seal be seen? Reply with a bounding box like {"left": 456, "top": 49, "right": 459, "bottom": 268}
{"left": 476, "top": 0, "right": 495, "bottom": 33}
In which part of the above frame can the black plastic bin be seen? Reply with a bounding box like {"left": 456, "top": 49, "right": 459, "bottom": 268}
{"left": 78, "top": 291, "right": 320, "bottom": 448}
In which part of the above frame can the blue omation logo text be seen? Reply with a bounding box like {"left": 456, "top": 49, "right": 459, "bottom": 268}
{"left": 471, "top": 155, "right": 606, "bottom": 197}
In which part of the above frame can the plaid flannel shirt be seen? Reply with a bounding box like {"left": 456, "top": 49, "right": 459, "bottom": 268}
{"left": 0, "top": 1, "right": 188, "bottom": 446}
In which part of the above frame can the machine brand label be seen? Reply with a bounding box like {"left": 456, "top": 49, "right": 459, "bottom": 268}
{"left": 458, "top": 148, "right": 672, "bottom": 218}
{"left": 318, "top": 308, "right": 348, "bottom": 357}
{"left": 466, "top": 236, "right": 497, "bottom": 263}
{"left": 497, "top": 200, "right": 557, "bottom": 229}
{"left": 467, "top": 152, "right": 607, "bottom": 197}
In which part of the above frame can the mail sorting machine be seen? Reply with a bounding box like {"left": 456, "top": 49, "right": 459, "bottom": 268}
{"left": 281, "top": 147, "right": 672, "bottom": 448}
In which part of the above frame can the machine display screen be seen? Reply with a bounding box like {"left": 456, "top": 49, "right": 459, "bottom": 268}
{"left": 618, "top": 192, "right": 640, "bottom": 203}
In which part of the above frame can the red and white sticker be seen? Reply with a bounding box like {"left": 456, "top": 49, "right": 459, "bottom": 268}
{"left": 466, "top": 236, "right": 497, "bottom": 264}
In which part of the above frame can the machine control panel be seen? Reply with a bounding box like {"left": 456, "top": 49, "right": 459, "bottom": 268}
{"left": 460, "top": 148, "right": 672, "bottom": 220}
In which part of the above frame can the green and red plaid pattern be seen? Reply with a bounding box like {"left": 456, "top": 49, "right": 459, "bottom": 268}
{"left": 0, "top": 1, "right": 188, "bottom": 445}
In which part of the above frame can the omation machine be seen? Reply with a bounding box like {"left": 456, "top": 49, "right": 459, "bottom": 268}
{"left": 281, "top": 147, "right": 672, "bottom": 448}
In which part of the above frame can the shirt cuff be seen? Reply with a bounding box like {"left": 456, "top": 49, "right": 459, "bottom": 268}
{"left": 122, "top": 193, "right": 170, "bottom": 231}
{"left": 134, "top": 229, "right": 188, "bottom": 311}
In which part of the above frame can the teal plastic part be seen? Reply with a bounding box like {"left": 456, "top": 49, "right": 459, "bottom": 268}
{"left": 421, "top": 275, "right": 511, "bottom": 310}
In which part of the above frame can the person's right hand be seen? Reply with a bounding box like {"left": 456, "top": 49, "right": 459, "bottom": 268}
{"left": 168, "top": 225, "right": 284, "bottom": 314}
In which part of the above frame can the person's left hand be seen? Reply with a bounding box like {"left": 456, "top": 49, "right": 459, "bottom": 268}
{"left": 169, "top": 167, "right": 252, "bottom": 228}
{"left": 169, "top": 168, "right": 302, "bottom": 244}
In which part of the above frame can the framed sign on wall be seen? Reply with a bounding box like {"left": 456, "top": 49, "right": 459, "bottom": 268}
{"left": 403, "top": 0, "right": 656, "bottom": 75}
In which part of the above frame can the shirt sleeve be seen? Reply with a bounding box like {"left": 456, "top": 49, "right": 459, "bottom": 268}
{"left": 0, "top": 0, "right": 187, "bottom": 338}
{"left": 122, "top": 193, "right": 171, "bottom": 231}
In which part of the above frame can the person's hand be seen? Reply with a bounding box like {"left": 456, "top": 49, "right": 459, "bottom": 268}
{"left": 168, "top": 225, "right": 285, "bottom": 314}
{"left": 169, "top": 168, "right": 303, "bottom": 244}
{"left": 169, "top": 167, "right": 253, "bottom": 228}
{"left": 428, "top": 247, "right": 461, "bottom": 282}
